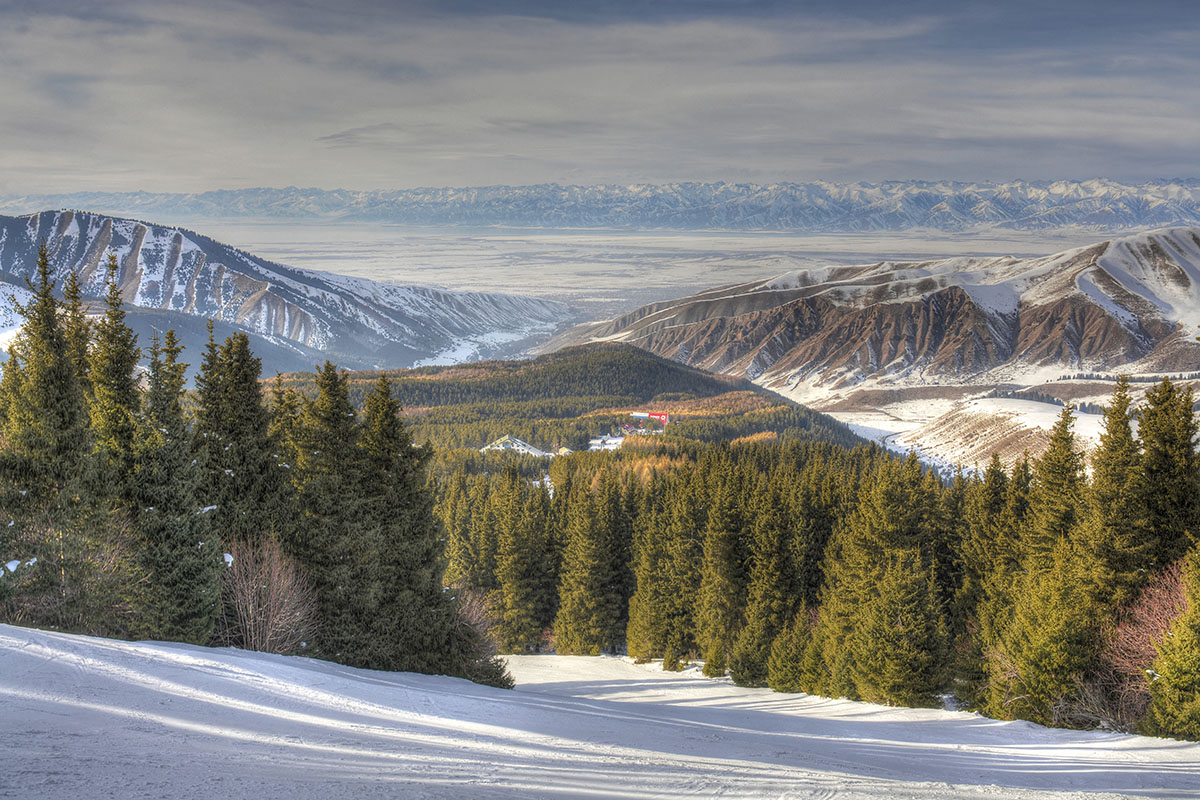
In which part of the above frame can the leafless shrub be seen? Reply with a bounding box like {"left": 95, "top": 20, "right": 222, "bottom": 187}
{"left": 447, "top": 584, "right": 513, "bottom": 688}
{"left": 1087, "top": 560, "right": 1189, "bottom": 729}
{"left": 1106, "top": 560, "right": 1187, "bottom": 683}
{"left": 453, "top": 585, "right": 500, "bottom": 636}
{"left": 214, "top": 538, "right": 317, "bottom": 655}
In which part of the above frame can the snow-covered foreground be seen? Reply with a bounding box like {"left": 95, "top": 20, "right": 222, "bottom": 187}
{"left": 1, "top": 625, "right": 1197, "bottom": 799}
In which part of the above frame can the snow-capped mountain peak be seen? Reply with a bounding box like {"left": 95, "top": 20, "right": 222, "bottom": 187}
{"left": 0, "top": 210, "right": 573, "bottom": 370}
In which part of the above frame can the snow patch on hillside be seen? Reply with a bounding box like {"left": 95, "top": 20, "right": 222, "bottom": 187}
{"left": 827, "top": 397, "right": 1107, "bottom": 471}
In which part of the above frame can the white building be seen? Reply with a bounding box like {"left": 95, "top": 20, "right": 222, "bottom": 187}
{"left": 480, "top": 435, "right": 550, "bottom": 458}
{"left": 588, "top": 434, "right": 625, "bottom": 452}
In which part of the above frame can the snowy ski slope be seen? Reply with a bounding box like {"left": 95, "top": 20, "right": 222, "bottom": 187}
{"left": 1, "top": 624, "right": 1196, "bottom": 799}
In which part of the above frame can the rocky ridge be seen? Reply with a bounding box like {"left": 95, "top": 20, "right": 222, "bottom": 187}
{"left": 0, "top": 211, "right": 572, "bottom": 373}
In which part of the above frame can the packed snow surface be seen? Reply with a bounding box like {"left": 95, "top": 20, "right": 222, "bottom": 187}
{"left": 2, "top": 625, "right": 1197, "bottom": 799}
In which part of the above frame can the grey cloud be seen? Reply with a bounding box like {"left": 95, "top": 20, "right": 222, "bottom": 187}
{"left": 0, "top": 0, "right": 1197, "bottom": 194}
{"left": 485, "top": 119, "right": 610, "bottom": 138}
{"left": 36, "top": 73, "right": 98, "bottom": 107}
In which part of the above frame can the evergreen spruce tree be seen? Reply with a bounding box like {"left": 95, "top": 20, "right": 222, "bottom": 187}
{"left": 87, "top": 254, "right": 141, "bottom": 500}
{"left": 697, "top": 462, "right": 748, "bottom": 676}
{"left": 1144, "top": 548, "right": 1200, "bottom": 740}
{"left": 1004, "top": 454, "right": 1033, "bottom": 536}
{"left": 60, "top": 267, "right": 91, "bottom": 396}
{"left": 607, "top": 473, "right": 639, "bottom": 638}
{"left": 929, "top": 468, "right": 967, "bottom": 610}
{"left": 1139, "top": 379, "right": 1200, "bottom": 566}
{"left": 494, "top": 467, "right": 553, "bottom": 652}
{"left": 469, "top": 478, "right": 500, "bottom": 593}
{"left": 193, "top": 326, "right": 291, "bottom": 542}
{"left": 660, "top": 469, "right": 705, "bottom": 668}
{"left": 288, "top": 361, "right": 364, "bottom": 660}
{"left": 627, "top": 472, "right": 670, "bottom": 661}
{"left": 0, "top": 243, "right": 91, "bottom": 500}
{"left": 788, "top": 460, "right": 835, "bottom": 607}
{"left": 730, "top": 473, "right": 794, "bottom": 687}
{"left": 1025, "top": 406, "right": 1085, "bottom": 570}
{"left": 849, "top": 550, "right": 949, "bottom": 707}
{"left": 956, "top": 454, "right": 1009, "bottom": 631}
{"left": 953, "top": 454, "right": 1010, "bottom": 709}
{"left": 987, "top": 412, "right": 1095, "bottom": 726}
{"left": 134, "top": 330, "right": 221, "bottom": 643}
{"left": 0, "top": 244, "right": 122, "bottom": 633}
{"left": 766, "top": 606, "right": 814, "bottom": 693}
{"left": 810, "top": 453, "right": 942, "bottom": 699}
{"left": 528, "top": 483, "right": 557, "bottom": 634}
{"left": 554, "top": 487, "right": 622, "bottom": 655}
{"left": 267, "top": 373, "right": 302, "bottom": 464}
{"left": 989, "top": 538, "right": 1096, "bottom": 727}
{"left": 439, "top": 469, "right": 476, "bottom": 589}
{"left": 965, "top": 454, "right": 1032, "bottom": 707}
{"left": 1079, "top": 376, "right": 1153, "bottom": 611}
{"left": 357, "top": 375, "right": 466, "bottom": 675}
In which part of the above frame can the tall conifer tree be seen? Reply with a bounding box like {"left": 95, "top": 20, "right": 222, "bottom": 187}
{"left": 0, "top": 243, "right": 90, "bottom": 500}
{"left": 494, "top": 467, "right": 553, "bottom": 652}
{"left": 850, "top": 550, "right": 949, "bottom": 707}
{"left": 357, "top": 375, "right": 465, "bottom": 674}
{"left": 989, "top": 539, "right": 1096, "bottom": 726}
{"left": 60, "top": 267, "right": 91, "bottom": 396}
{"left": 697, "top": 461, "right": 748, "bottom": 676}
{"left": 439, "top": 469, "right": 475, "bottom": 589}
{"left": 288, "top": 361, "right": 363, "bottom": 659}
{"left": 88, "top": 254, "right": 141, "bottom": 500}
{"left": 554, "top": 488, "right": 622, "bottom": 655}
{"left": 1025, "top": 406, "right": 1084, "bottom": 570}
{"left": 660, "top": 470, "right": 705, "bottom": 668}
{"left": 0, "top": 244, "right": 120, "bottom": 632}
{"left": 1079, "top": 376, "right": 1152, "bottom": 611}
{"left": 193, "top": 327, "right": 291, "bottom": 542}
{"left": 135, "top": 330, "right": 220, "bottom": 643}
{"left": 627, "top": 471, "right": 670, "bottom": 661}
{"left": 811, "top": 453, "right": 943, "bottom": 699}
{"left": 731, "top": 473, "right": 796, "bottom": 686}
{"left": 1139, "top": 379, "right": 1200, "bottom": 566}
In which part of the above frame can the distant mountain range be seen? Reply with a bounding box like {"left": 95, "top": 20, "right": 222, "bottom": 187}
{"left": 2, "top": 180, "right": 1199, "bottom": 233}
{"left": 546, "top": 227, "right": 1200, "bottom": 394}
{"left": 0, "top": 211, "right": 572, "bottom": 375}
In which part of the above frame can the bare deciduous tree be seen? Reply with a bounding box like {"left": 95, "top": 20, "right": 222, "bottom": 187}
{"left": 215, "top": 538, "right": 317, "bottom": 655}
{"left": 1068, "top": 561, "right": 1188, "bottom": 731}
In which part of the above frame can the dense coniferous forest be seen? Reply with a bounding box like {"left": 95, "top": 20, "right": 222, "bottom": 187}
{"left": 440, "top": 385, "right": 1200, "bottom": 739}
{"left": 3, "top": 247, "right": 1200, "bottom": 741}
{"left": 275, "top": 344, "right": 860, "bottom": 453}
{"left": 0, "top": 246, "right": 511, "bottom": 687}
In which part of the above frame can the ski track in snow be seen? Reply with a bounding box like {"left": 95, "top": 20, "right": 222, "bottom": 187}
{"left": 1, "top": 625, "right": 1197, "bottom": 799}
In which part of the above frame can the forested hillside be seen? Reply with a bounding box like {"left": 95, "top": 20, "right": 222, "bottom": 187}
{"left": 276, "top": 343, "right": 861, "bottom": 453}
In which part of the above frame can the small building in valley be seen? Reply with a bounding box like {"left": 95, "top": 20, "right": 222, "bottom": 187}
{"left": 480, "top": 435, "right": 550, "bottom": 458}
{"left": 588, "top": 434, "right": 625, "bottom": 452}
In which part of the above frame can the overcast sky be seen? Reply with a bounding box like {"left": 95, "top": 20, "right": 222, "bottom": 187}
{"left": 3, "top": 0, "right": 1198, "bottom": 194}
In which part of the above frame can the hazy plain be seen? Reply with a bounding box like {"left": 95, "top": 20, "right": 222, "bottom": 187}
{"left": 182, "top": 221, "right": 1098, "bottom": 320}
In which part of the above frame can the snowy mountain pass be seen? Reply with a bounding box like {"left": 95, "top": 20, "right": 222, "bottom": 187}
{"left": 2, "top": 624, "right": 1197, "bottom": 800}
